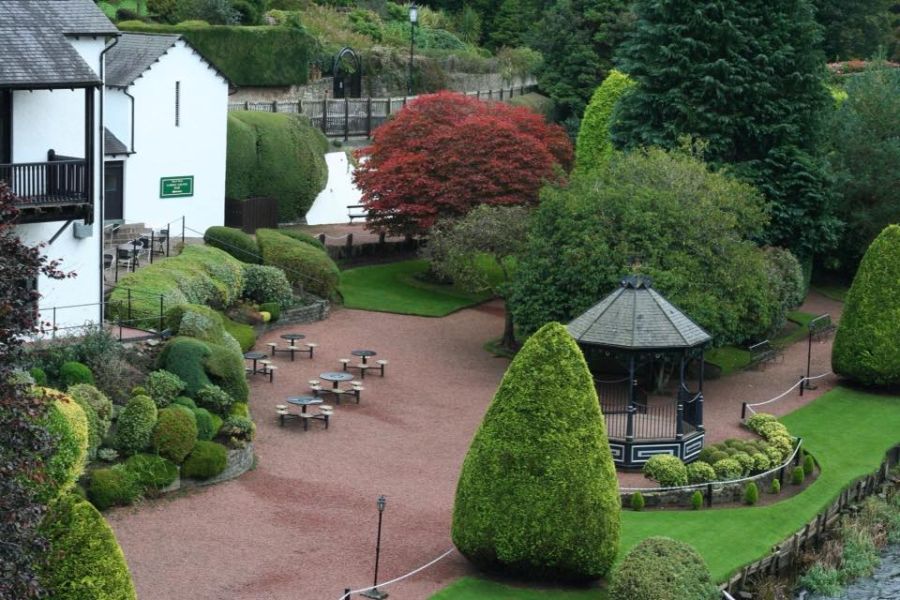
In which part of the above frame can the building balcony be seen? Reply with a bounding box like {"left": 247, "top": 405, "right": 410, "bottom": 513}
{"left": 1, "top": 156, "right": 92, "bottom": 224}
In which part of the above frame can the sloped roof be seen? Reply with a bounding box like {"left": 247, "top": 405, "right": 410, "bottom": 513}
{"left": 105, "top": 33, "right": 181, "bottom": 88}
{"left": 104, "top": 128, "right": 129, "bottom": 155}
{"left": 0, "top": 0, "right": 117, "bottom": 89}
{"left": 567, "top": 275, "right": 712, "bottom": 350}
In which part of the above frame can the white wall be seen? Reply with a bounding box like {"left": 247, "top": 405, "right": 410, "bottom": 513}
{"left": 105, "top": 88, "right": 131, "bottom": 151}
{"left": 12, "top": 89, "right": 86, "bottom": 162}
{"left": 118, "top": 40, "right": 228, "bottom": 233}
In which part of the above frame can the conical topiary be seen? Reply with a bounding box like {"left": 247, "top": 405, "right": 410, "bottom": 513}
{"left": 832, "top": 224, "right": 900, "bottom": 386}
{"left": 451, "top": 322, "right": 620, "bottom": 581}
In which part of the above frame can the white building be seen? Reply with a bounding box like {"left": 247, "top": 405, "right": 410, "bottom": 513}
{"left": 104, "top": 33, "right": 230, "bottom": 233}
{"left": 0, "top": 0, "right": 118, "bottom": 330}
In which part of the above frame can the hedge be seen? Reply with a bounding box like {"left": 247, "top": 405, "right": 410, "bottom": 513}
{"left": 157, "top": 337, "right": 248, "bottom": 406}
{"left": 832, "top": 224, "right": 900, "bottom": 386}
{"left": 87, "top": 467, "right": 141, "bottom": 510}
{"left": 226, "top": 112, "right": 328, "bottom": 221}
{"left": 152, "top": 407, "right": 199, "bottom": 464}
{"left": 451, "top": 322, "right": 620, "bottom": 580}
{"left": 609, "top": 537, "right": 718, "bottom": 600}
{"left": 115, "top": 395, "right": 158, "bottom": 456}
{"left": 166, "top": 304, "right": 241, "bottom": 355}
{"left": 182, "top": 441, "right": 228, "bottom": 480}
{"left": 40, "top": 390, "right": 89, "bottom": 501}
{"left": 278, "top": 229, "right": 327, "bottom": 251}
{"left": 242, "top": 264, "right": 294, "bottom": 308}
{"left": 256, "top": 228, "right": 340, "bottom": 298}
{"left": 576, "top": 70, "right": 634, "bottom": 172}
{"left": 642, "top": 454, "right": 688, "bottom": 487}
{"left": 204, "top": 226, "right": 261, "bottom": 264}
{"left": 221, "top": 313, "right": 256, "bottom": 352}
{"left": 116, "top": 23, "right": 313, "bottom": 86}
{"left": 38, "top": 494, "right": 137, "bottom": 599}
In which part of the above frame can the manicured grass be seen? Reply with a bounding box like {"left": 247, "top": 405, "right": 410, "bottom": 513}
{"left": 706, "top": 311, "right": 818, "bottom": 375}
{"left": 812, "top": 283, "right": 849, "bottom": 303}
{"left": 431, "top": 578, "right": 604, "bottom": 600}
{"left": 98, "top": 0, "right": 142, "bottom": 19}
{"left": 431, "top": 387, "right": 900, "bottom": 598}
{"left": 339, "top": 260, "right": 495, "bottom": 317}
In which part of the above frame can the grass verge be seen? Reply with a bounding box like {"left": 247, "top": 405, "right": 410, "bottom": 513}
{"left": 431, "top": 387, "right": 900, "bottom": 598}
{"left": 339, "top": 260, "right": 494, "bottom": 317}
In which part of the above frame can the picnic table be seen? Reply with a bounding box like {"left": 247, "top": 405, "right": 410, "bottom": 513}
{"left": 352, "top": 349, "right": 377, "bottom": 364}
{"left": 319, "top": 371, "right": 354, "bottom": 389}
{"left": 287, "top": 396, "right": 323, "bottom": 413}
{"left": 243, "top": 351, "right": 267, "bottom": 374}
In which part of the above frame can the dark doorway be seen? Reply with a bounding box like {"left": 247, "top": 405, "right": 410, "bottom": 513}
{"left": 332, "top": 47, "right": 362, "bottom": 99}
{"left": 0, "top": 90, "right": 11, "bottom": 164}
{"left": 104, "top": 161, "right": 124, "bottom": 221}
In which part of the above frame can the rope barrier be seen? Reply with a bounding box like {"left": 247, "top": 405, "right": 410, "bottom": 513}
{"left": 805, "top": 371, "right": 833, "bottom": 381}
{"left": 745, "top": 378, "right": 806, "bottom": 409}
{"left": 594, "top": 376, "right": 631, "bottom": 384}
{"left": 337, "top": 547, "right": 455, "bottom": 600}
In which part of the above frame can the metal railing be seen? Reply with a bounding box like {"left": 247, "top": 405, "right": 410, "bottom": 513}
{"left": 37, "top": 290, "right": 168, "bottom": 341}
{"left": 0, "top": 159, "right": 87, "bottom": 205}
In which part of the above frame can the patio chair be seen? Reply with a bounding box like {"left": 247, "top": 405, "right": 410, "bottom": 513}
{"left": 375, "top": 359, "right": 388, "bottom": 376}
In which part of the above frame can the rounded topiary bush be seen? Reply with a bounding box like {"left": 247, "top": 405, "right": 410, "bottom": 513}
{"left": 204, "top": 226, "right": 261, "bottom": 264}
{"left": 256, "top": 229, "right": 340, "bottom": 299}
{"left": 732, "top": 452, "right": 755, "bottom": 475}
{"left": 123, "top": 454, "right": 178, "bottom": 491}
{"left": 115, "top": 395, "right": 158, "bottom": 456}
{"left": 192, "top": 407, "right": 216, "bottom": 441}
{"left": 751, "top": 452, "right": 771, "bottom": 473}
{"left": 40, "top": 390, "right": 89, "bottom": 501}
{"left": 833, "top": 224, "right": 900, "bottom": 386}
{"left": 145, "top": 370, "right": 187, "bottom": 409}
{"left": 608, "top": 537, "right": 719, "bottom": 600}
{"left": 803, "top": 453, "right": 816, "bottom": 477}
{"left": 686, "top": 461, "right": 716, "bottom": 484}
{"left": 771, "top": 478, "right": 782, "bottom": 494}
{"left": 181, "top": 441, "right": 228, "bottom": 480}
{"left": 242, "top": 264, "right": 294, "bottom": 308}
{"left": 744, "top": 482, "right": 759, "bottom": 505}
{"left": 196, "top": 384, "right": 235, "bottom": 415}
{"left": 67, "top": 384, "right": 112, "bottom": 438}
{"left": 451, "top": 322, "right": 620, "bottom": 581}
{"left": 38, "top": 494, "right": 137, "bottom": 599}
{"left": 259, "top": 301, "right": 282, "bottom": 321}
{"left": 713, "top": 458, "right": 743, "bottom": 480}
{"left": 642, "top": 454, "right": 688, "bottom": 487}
{"left": 575, "top": 70, "right": 634, "bottom": 172}
{"left": 152, "top": 407, "right": 199, "bottom": 464}
{"left": 691, "top": 490, "right": 703, "bottom": 510}
{"left": 59, "top": 361, "right": 94, "bottom": 387}
{"left": 630, "top": 492, "right": 645, "bottom": 512}
{"left": 173, "top": 396, "right": 197, "bottom": 409}
{"left": 88, "top": 467, "right": 141, "bottom": 510}
{"left": 792, "top": 466, "right": 805, "bottom": 485}
{"left": 30, "top": 366, "right": 48, "bottom": 385}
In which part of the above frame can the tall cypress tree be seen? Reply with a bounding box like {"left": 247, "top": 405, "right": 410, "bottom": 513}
{"left": 612, "top": 0, "right": 839, "bottom": 258}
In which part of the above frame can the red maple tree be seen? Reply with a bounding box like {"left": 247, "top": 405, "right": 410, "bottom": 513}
{"left": 354, "top": 91, "right": 573, "bottom": 236}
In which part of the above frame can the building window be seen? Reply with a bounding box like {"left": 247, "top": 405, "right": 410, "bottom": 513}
{"left": 175, "top": 81, "right": 181, "bottom": 127}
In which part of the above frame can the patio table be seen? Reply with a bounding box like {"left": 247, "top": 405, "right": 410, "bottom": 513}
{"left": 319, "top": 371, "right": 354, "bottom": 389}
{"left": 287, "top": 396, "right": 323, "bottom": 413}
{"left": 244, "top": 351, "right": 267, "bottom": 374}
{"left": 351, "top": 349, "right": 377, "bottom": 365}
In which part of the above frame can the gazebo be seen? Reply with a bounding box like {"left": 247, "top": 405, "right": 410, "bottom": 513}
{"left": 567, "top": 275, "right": 712, "bottom": 469}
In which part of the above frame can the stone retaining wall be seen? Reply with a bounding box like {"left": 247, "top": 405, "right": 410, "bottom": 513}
{"left": 257, "top": 295, "right": 330, "bottom": 334}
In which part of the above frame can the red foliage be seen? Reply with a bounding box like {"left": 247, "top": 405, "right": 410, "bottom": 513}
{"left": 354, "top": 91, "right": 573, "bottom": 235}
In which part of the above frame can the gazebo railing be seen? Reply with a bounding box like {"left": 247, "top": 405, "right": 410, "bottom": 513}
{"left": 596, "top": 377, "right": 646, "bottom": 415}
{"left": 605, "top": 400, "right": 686, "bottom": 440}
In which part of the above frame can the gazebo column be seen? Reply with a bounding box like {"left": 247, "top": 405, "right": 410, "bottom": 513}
{"left": 676, "top": 403, "right": 684, "bottom": 440}
{"left": 697, "top": 349, "right": 705, "bottom": 431}
{"left": 626, "top": 354, "right": 635, "bottom": 442}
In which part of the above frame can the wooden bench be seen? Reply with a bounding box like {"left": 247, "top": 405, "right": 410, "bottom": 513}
{"left": 267, "top": 342, "right": 316, "bottom": 361}
{"left": 347, "top": 204, "right": 367, "bottom": 223}
{"left": 747, "top": 340, "right": 782, "bottom": 370}
{"left": 809, "top": 314, "right": 837, "bottom": 340}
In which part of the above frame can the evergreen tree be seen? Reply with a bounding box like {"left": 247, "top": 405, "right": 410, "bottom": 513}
{"left": 575, "top": 70, "right": 634, "bottom": 171}
{"left": 612, "top": 0, "right": 838, "bottom": 258}
{"left": 815, "top": 0, "right": 894, "bottom": 61}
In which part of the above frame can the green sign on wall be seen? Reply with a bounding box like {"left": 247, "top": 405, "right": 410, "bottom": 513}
{"left": 160, "top": 176, "right": 194, "bottom": 198}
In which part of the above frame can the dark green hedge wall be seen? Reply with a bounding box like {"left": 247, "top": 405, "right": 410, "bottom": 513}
{"left": 116, "top": 23, "right": 312, "bottom": 86}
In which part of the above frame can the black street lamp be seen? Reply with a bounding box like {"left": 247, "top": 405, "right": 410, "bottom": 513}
{"left": 408, "top": 4, "right": 418, "bottom": 96}
{"left": 361, "top": 495, "right": 388, "bottom": 600}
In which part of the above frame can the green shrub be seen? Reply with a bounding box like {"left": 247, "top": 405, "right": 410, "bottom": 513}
{"left": 803, "top": 454, "right": 816, "bottom": 477}
{"left": 38, "top": 494, "right": 137, "bottom": 599}
{"left": 221, "top": 313, "right": 256, "bottom": 352}
{"left": 67, "top": 390, "right": 101, "bottom": 460}
{"left": 758, "top": 421, "right": 790, "bottom": 440}
{"left": 764, "top": 444, "right": 784, "bottom": 465}
{"left": 87, "top": 467, "right": 141, "bottom": 510}
{"left": 179, "top": 245, "right": 246, "bottom": 306}
{"left": 751, "top": 452, "right": 771, "bottom": 473}
{"left": 166, "top": 304, "right": 240, "bottom": 353}
{"left": 115, "top": 395, "right": 158, "bottom": 456}
{"left": 508, "top": 92, "right": 556, "bottom": 119}
{"left": 696, "top": 447, "right": 717, "bottom": 464}
{"left": 122, "top": 454, "right": 178, "bottom": 490}
{"left": 259, "top": 302, "right": 282, "bottom": 321}
{"left": 713, "top": 458, "right": 743, "bottom": 480}
{"left": 210, "top": 413, "right": 224, "bottom": 437}
{"left": 157, "top": 335, "right": 248, "bottom": 404}
{"left": 771, "top": 478, "right": 781, "bottom": 494}
{"left": 798, "top": 563, "right": 842, "bottom": 596}
{"left": 117, "top": 23, "right": 313, "bottom": 87}
{"left": 226, "top": 112, "right": 328, "bottom": 220}
{"left": 691, "top": 490, "right": 703, "bottom": 510}
{"left": 833, "top": 225, "right": 900, "bottom": 386}
{"left": 608, "top": 537, "right": 719, "bottom": 600}
{"left": 278, "top": 229, "right": 327, "bottom": 251}
{"left": 732, "top": 452, "right": 755, "bottom": 475}
{"left": 173, "top": 396, "right": 197, "bottom": 409}
{"left": 145, "top": 370, "right": 187, "bottom": 408}
{"left": 204, "top": 226, "right": 261, "bottom": 263}
{"left": 192, "top": 407, "right": 216, "bottom": 441}
{"left": 744, "top": 482, "right": 759, "bottom": 505}
{"left": 130, "top": 386, "right": 147, "bottom": 397}
{"left": 451, "top": 323, "right": 620, "bottom": 581}
{"left": 792, "top": 466, "right": 805, "bottom": 485}
{"left": 710, "top": 450, "right": 729, "bottom": 464}
{"left": 686, "top": 461, "right": 716, "bottom": 484}
{"left": 576, "top": 70, "right": 634, "bottom": 172}
{"left": 256, "top": 228, "right": 340, "bottom": 298}
{"left": 30, "top": 366, "right": 47, "bottom": 385}
{"left": 242, "top": 264, "right": 294, "bottom": 308}
{"left": 152, "top": 407, "right": 199, "bottom": 464}
{"left": 67, "top": 384, "right": 112, "bottom": 436}
{"left": 769, "top": 435, "right": 795, "bottom": 460}
{"left": 196, "top": 384, "right": 235, "bottom": 415}
{"left": 642, "top": 455, "right": 688, "bottom": 487}
{"left": 763, "top": 246, "right": 805, "bottom": 330}
{"left": 228, "top": 401, "right": 250, "bottom": 418}
{"left": 59, "top": 361, "right": 94, "bottom": 387}
{"left": 181, "top": 441, "right": 228, "bottom": 480}
{"left": 204, "top": 344, "right": 249, "bottom": 405}
{"left": 630, "top": 492, "right": 645, "bottom": 512}
{"left": 840, "top": 524, "right": 880, "bottom": 581}
{"left": 39, "top": 391, "right": 89, "bottom": 501}
{"left": 220, "top": 415, "right": 255, "bottom": 442}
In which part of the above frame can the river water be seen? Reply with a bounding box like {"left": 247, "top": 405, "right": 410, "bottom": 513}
{"left": 802, "top": 543, "right": 900, "bottom": 600}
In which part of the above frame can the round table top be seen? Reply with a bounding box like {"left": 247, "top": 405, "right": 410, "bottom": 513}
{"left": 319, "top": 371, "right": 354, "bottom": 382}
{"left": 351, "top": 349, "right": 377, "bottom": 357}
{"left": 287, "top": 396, "right": 323, "bottom": 406}
{"left": 243, "top": 351, "right": 267, "bottom": 360}
{"left": 280, "top": 333, "right": 306, "bottom": 341}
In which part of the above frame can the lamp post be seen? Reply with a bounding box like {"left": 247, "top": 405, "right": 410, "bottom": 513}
{"left": 408, "top": 4, "right": 417, "bottom": 96}
{"left": 361, "top": 495, "right": 388, "bottom": 600}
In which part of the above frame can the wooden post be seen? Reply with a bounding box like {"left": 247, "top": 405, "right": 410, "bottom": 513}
{"left": 244, "top": 100, "right": 249, "bottom": 110}
{"left": 366, "top": 97, "right": 372, "bottom": 138}
{"left": 500, "top": 88, "right": 504, "bottom": 100}
{"left": 318, "top": 233, "right": 326, "bottom": 245}
{"left": 378, "top": 231, "right": 386, "bottom": 245}
{"left": 706, "top": 482, "right": 713, "bottom": 507}
{"left": 322, "top": 98, "right": 328, "bottom": 134}
{"left": 272, "top": 100, "right": 278, "bottom": 113}
{"left": 476, "top": 90, "right": 481, "bottom": 100}
{"left": 298, "top": 99, "right": 303, "bottom": 114}
{"left": 346, "top": 233, "right": 353, "bottom": 258}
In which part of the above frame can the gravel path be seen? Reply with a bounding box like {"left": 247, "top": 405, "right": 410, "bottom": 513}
{"left": 107, "top": 292, "right": 844, "bottom": 599}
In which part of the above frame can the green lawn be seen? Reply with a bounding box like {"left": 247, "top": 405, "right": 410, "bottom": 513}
{"left": 812, "top": 283, "right": 849, "bottom": 303}
{"left": 98, "top": 0, "right": 143, "bottom": 19}
{"left": 706, "top": 311, "right": 818, "bottom": 375}
{"left": 431, "top": 387, "right": 900, "bottom": 598}
{"left": 339, "top": 260, "right": 496, "bottom": 317}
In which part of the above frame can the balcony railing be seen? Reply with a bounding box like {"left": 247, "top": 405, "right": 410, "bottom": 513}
{"left": 0, "top": 159, "right": 88, "bottom": 206}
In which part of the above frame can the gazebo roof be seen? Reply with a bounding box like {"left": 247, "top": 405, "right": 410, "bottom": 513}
{"left": 567, "top": 275, "right": 712, "bottom": 351}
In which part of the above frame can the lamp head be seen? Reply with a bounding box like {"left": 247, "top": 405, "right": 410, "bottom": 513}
{"left": 377, "top": 495, "right": 387, "bottom": 512}
{"left": 409, "top": 4, "right": 418, "bottom": 23}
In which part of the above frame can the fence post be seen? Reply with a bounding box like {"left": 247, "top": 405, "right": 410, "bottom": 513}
{"left": 799, "top": 374, "right": 805, "bottom": 396}
{"left": 322, "top": 98, "right": 328, "bottom": 134}
{"left": 344, "top": 98, "right": 350, "bottom": 141}
{"left": 159, "top": 295, "right": 164, "bottom": 332}
{"left": 127, "top": 289, "right": 132, "bottom": 322}
{"left": 244, "top": 101, "right": 249, "bottom": 110}
{"left": 345, "top": 233, "right": 353, "bottom": 259}
{"left": 476, "top": 90, "right": 480, "bottom": 100}
{"left": 741, "top": 402, "right": 747, "bottom": 420}
{"left": 298, "top": 99, "right": 303, "bottom": 114}
{"left": 52, "top": 307, "right": 57, "bottom": 339}
{"left": 272, "top": 100, "right": 278, "bottom": 113}
{"left": 499, "top": 88, "right": 504, "bottom": 100}
{"left": 166, "top": 226, "right": 170, "bottom": 256}
{"left": 343, "top": 589, "right": 351, "bottom": 600}
{"left": 318, "top": 233, "right": 326, "bottom": 245}
{"left": 378, "top": 231, "right": 385, "bottom": 245}
{"left": 625, "top": 404, "right": 635, "bottom": 441}
{"left": 706, "top": 482, "right": 713, "bottom": 507}
{"left": 181, "top": 216, "right": 185, "bottom": 249}
{"left": 131, "top": 239, "right": 138, "bottom": 272}
{"left": 675, "top": 403, "right": 684, "bottom": 440}
{"left": 488, "top": 89, "right": 493, "bottom": 100}
{"left": 366, "top": 97, "right": 373, "bottom": 138}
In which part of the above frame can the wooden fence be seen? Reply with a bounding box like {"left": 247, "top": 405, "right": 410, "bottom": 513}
{"left": 228, "top": 85, "right": 538, "bottom": 139}
{"left": 225, "top": 197, "right": 279, "bottom": 234}
{"left": 722, "top": 443, "right": 900, "bottom": 596}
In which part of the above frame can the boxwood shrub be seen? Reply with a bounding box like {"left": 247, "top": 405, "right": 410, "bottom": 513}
{"left": 713, "top": 458, "right": 743, "bottom": 480}
{"left": 686, "top": 461, "right": 716, "bottom": 484}
{"left": 122, "top": 454, "right": 178, "bottom": 491}
{"left": 59, "top": 361, "right": 94, "bottom": 387}
{"left": 145, "top": 370, "right": 186, "bottom": 409}
{"left": 259, "top": 301, "right": 282, "bottom": 321}
{"left": 196, "top": 384, "right": 235, "bottom": 415}
{"left": 67, "top": 384, "right": 112, "bottom": 438}
{"left": 278, "top": 229, "right": 326, "bottom": 251}
{"left": 242, "top": 264, "right": 294, "bottom": 308}
{"left": 451, "top": 323, "right": 620, "bottom": 581}
{"left": 87, "top": 467, "right": 141, "bottom": 510}
{"left": 192, "top": 407, "right": 216, "bottom": 441}
{"left": 609, "top": 537, "right": 718, "bottom": 600}
{"left": 182, "top": 441, "right": 228, "bottom": 480}
{"left": 66, "top": 386, "right": 106, "bottom": 460}
{"left": 256, "top": 228, "right": 340, "bottom": 299}
{"left": 221, "top": 313, "right": 256, "bottom": 352}
{"left": 173, "top": 396, "right": 197, "bottom": 409}
{"left": 152, "top": 407, "right": 199, "bottom": 464}
{"left": 642, "top": 454, "right": 688, "bottom": 487}
{"left": 38, "top": 494, "right": 137, "bottom": 599}
{"left": 115, "top": 395, "right": 158, "bottom": 456}
{"left": 166, "top": 304, "right": 241, "bottom": 354}
{"left": 30, "top": 366, "right": 48, "bottom": 385}
{"left": 204, "top": 226, "right": 261, "bottom": 263}
{"left": 157, "top": 337, "right": 212, "bottom": 396}
{"left": 39, "top": 390, "right": 89, "bottom": 501}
